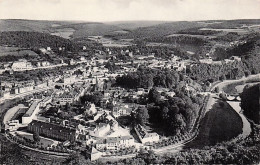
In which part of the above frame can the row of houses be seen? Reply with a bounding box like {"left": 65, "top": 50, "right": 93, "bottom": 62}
{"left": 96, "top": 136, "right": 134, "bottom": 151}
{"left": 199, "top": 56, "right": 241, "bottom": 65}
{"left": 27, "top": 120, "right": 76, "bottom": 142}
{"left": 22, "top": 97, "right": 52, "bottom": 124}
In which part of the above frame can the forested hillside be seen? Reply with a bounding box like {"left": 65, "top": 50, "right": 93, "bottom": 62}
{"left": 241, "top": 83, "right": 260, "bottom": 124}
{"left": 212, "top": 34, "right": 260, "bottom": 60}
{"left": 114, "top": 21, "right": 203, "bottom": 39}
{"left": 0, "top": 31, "right": 80, "bottom": 51}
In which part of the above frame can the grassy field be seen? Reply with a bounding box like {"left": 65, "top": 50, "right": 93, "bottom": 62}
{"left": 50, "top": 28, "right": 75, "bottom": 39}
{"left": 0, "top": 46, "right": 38, "bottom": 57}
{"left": 186, "top": 100, "right": 243, "bottom": 148}
{"left": 18, "top": 133, "right": 54, "bottom": 148}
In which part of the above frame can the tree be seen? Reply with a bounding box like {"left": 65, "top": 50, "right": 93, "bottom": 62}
{"left": 215, "top": 87, "right": 220, "bottom": 93}
{"left": 80, "top": 91, "right": 103, "bottom": 106}
{"left": 135, "top": 106, "right": 149, "bottom": 126}
{"left": 148, "top": 88, "right": 161, "bottom": 104}
{"left": 219, "top": 93, "right": 227, "bottom": 101}
{"left": 33, "top": 132, "right": 40, "bottom": 143}
{"left": 161, "top": 106, "right": 169, "bottom": 123}
{"left": 241, "top": 84, "right": 260, "bottom": 124}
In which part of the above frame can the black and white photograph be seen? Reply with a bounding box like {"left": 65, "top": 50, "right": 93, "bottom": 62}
{"left": 0, "top": 0, "right": 260, "bottom": 164}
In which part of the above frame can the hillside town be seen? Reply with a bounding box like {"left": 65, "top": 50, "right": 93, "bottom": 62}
{"left": 1, "top": 2, "right": 260, "bottom": 163}
{"left": 0, "top": 42, "right": 248, "bottom": 162}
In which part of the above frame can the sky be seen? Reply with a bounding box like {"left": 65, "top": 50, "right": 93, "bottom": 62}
{"left": 0, "top": 0, "right": 260, "bottom": 22}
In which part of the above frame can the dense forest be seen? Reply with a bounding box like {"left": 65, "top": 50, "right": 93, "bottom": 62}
{"left": 115, "top": 67, "right": 203, "bottom": 135}
{"left": 241, "top": 83, "right": 260, "bottom": 124}
{"left": 145, "top": 35, "right": 208, "bottom": 47}
{"left": 145, "top": 87, "right": 202, "bottom": 135}
{"left": 187, "top": 61, "right": 246, "bottom": 83}
{"left": 116, "top": 67, "right": 182, "bottom": 89}
{"left": 213, "top": 35, "right": 260, "bottom": 60}
{"left": 176, "top": 27, "right": 220, "bottom": 35}
{"left": 0, "top": 31, "right": 80, "bottom": 51}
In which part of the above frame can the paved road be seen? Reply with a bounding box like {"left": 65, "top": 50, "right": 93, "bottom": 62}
{"left": 227, "top": 101, "right": 251, "bottom": 139}
{"left": 209, "top": 74, "right": 257, "bottom": 140}
{"left": 153, "top": 74, "right": 260, "bottom": 155}
{"left": 3, "top": 104, "right": 26, "bottom": 125}
{"left": 99, "top": 153, "right": 136, "bottom": 161}
{"left": 210, "top": 73, "right": 260, "bottom": 92}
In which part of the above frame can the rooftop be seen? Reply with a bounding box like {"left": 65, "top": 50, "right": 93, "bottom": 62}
{"left": 29, "top": 120, "right": 76, "bottom": 135}
{"left": 23, "top": 100, "right": 41, "bottom": 117}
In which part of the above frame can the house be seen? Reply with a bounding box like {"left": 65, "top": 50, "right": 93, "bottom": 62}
{"left": 6, "top": 120, "right": 19, "bottom": 131}
{"left": 12, "top": 59, "right": 33, "bottom": 71}
{"left": 22, "top": 100, "right": 41, "bottom": 124}
{"left": 134, "top": 124, "right": 159, "bottom": 144}
{"left": 0, "top": 90, "right": 10, "bottom": 98}
{"left": 63, "top": 140, "right": 71, "bottom": 147}
{"left": 199, "top": 58, "right": 213, "bottom": 64}
{"left": 112, "top": 104, "right": 132, "bottom": 117}
{"left": 230, "top": 56, "right": 241, "bottom": 62}
{"left": 110, "top": 120, "right": 118, "bottom": 131}
{"left": 69, "top": 59, "right": 76, "bottom": 65}
{"left": 166, "top": 91, "right": 175, "bottom": 97}
{"left": 89, "top": 123, "right": 110, "bottom": 137}
{"left": 136, "top": 88, "right": 145, "bottom": 95}
{"left": 86, "top": 136, "right": 98, "bottom": 145}
{"left": 39, "top": 48, "right": 47, "bottom": 54}
{"left": 27, "top": 120, "right": 76, "bottom": 142}
{"left": 37, "top": 61, "right": 50, "bottom": 67}
{"left": 80, "top": 56, "right": 86, "bottom": 61}
{"left": 55, "top": 92, "right": 76, "bottom": 105}
{"left": 96, "top": 136, "right": 134, "bottom": 151}
{"left": 40, "top": 97, "right": 52, "bottom": 107}
{"left": 90, "top": 147, "right": 102, "bottom": 161}
{"left": 76, "top": 134, "right": 87, "bottom": 145}
{"left": 18, "top": 85, "right": 34, "bottom": 93}
{"left": 85, "top": 103, "right": 97, "bottom": 115}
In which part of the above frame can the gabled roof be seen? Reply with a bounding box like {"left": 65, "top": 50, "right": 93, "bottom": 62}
{"left": 91, "top": 147, "right": 100, "bottom": 154}
{"left": 29, "top": 120, "right": 76, "bottom": 135}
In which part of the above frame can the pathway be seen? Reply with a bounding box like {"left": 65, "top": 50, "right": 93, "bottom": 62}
{"left": 3, "top": 104, "right": 26, "bottom": 124}
{"left": 227, "top": 101, "right": 251, "bottom": 139}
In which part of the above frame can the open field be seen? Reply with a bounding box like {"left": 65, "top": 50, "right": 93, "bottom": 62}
{"left": 185, "top": 100, "right": 243, "bottom": 148}
{"left": 50, "top": 28, "right": 75, "bottom": 39}
{"left": 0, "top": 46, "right": 38, "bottom": 57}
{"left": 88, "top": 36, "right": 133, "bottom": 47}
{"left": 17, "top": 131, "right": 55, "bottom": 148}
{"left": 200, "top": 28, "right": 249, "bottom": 33}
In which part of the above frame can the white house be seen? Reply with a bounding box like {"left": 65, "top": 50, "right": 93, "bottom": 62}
{"left": 134, "top": 124, "right": 160, "bottom": 144}
{"left": 90, "top": 147, "right": 103, "bottom": 161}
{"left": 89, "top": 123, "right": 110, "bottom": 137}
{"left": 96, "top": 136, "right": 134, "bottom": 151}
{"left": 22, "top": 100, "right": 41, "bottom": 124}
{"left": 12, "top": 59, "right": 33, "bottom": 71}
{"left": 85, "top": 103, "right": 97, "bottom": 115}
